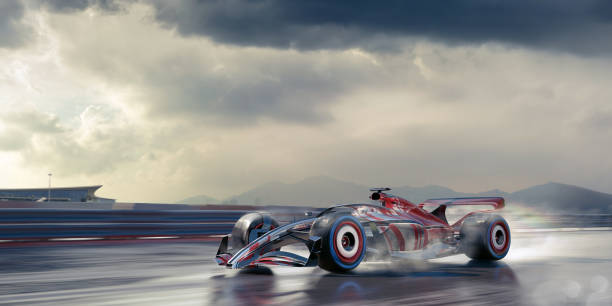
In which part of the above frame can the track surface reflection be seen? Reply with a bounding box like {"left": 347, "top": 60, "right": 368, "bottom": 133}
{"left": 0, "top": 231, "right": 611, "bottom": 305}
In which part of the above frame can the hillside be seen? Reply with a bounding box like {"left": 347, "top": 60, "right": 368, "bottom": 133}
{"left": 508, "top": 182, "right": 612, "bottom": 214}
{"left": 178, "top": 177, "right": 612, "bottom": 213}
{"left": 176, "top": 177, "right": 507, "bottom": 207}
{"left": 176, "top": 194, "right": 219, "bottom": 205}
{"left": 223, "top": 176, "right": 368, "bottom": 207}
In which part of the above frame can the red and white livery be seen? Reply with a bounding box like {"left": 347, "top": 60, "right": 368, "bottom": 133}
{"left": 216, "top": 188, "right": 511, "bottom": 273}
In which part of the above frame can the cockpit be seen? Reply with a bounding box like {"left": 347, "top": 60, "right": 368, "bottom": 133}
{"left": 369, "top": 187, "right": 391, "bottom": 202}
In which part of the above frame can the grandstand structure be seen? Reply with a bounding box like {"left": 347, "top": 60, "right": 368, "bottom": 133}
{"left": 0, "top": 185, "right": 115, "bottom": 203}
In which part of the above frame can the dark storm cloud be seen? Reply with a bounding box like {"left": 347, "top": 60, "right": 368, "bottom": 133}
{"left": 150, "top": 0, "right": 612, "bottom": 54}
{"left": 0, "top": 0, "right": 31, "bottom": 48}
{"left": 38, "top": 0, "right": 125, "bottom": 13}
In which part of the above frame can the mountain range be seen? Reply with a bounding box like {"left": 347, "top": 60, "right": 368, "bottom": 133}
{"left": 178, "top": 176, "right": 612, "bottom": 213}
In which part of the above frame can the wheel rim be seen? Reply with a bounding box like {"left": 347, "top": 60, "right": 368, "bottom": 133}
{"left": 489, "top": 221, "right": 509, "bottom": 254}
{"left": 336, "top": 224, "right": 359, "bottom": 259}
{"left": 332, "top": 221, "right": 363, "bottom": 263}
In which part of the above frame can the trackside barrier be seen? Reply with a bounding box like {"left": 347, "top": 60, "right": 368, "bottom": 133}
{"left": 0, "top": 209, "right": 247, "bottom": 224}
{"left": 0, "top": 223, "right": 235, "bottom": 240}
{"left": 0, "top": 203, "right": 608, "bottom": 242}
{"left": 0, "top": 207, "right": 321, "bottom": 241}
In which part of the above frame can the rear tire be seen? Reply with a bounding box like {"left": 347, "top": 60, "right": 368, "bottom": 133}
{"left": 460, "top": 214, "right": 510, "bottom": 260}
{"left": 310, "top": 213, "right": 366, "bottom": 273}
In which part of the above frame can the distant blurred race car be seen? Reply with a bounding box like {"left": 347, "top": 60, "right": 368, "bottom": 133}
{"left": 215, "top": 188, "right": 510, "bottom": 273}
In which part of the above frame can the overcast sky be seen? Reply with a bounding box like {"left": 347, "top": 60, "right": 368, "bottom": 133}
{"left": 1, "top": 0, "right": 612, "bottom": 202}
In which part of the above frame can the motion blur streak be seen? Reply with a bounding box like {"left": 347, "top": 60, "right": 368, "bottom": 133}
{"left": 0, "top": 231, "right": 610, "bottom": 305}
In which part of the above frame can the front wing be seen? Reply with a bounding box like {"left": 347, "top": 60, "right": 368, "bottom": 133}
{"left": 216, "top": 217, "right": 321, "bottom": 269}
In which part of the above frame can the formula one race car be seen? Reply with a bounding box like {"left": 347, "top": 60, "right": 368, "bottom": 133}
{"left": 215, "top": 188, "right": 510, "bottom": 273}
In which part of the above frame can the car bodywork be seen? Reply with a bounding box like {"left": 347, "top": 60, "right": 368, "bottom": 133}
{"left": 216, "top": 188, "right": 506, "bottom": 269}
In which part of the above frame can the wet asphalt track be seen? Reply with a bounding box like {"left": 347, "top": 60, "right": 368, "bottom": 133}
{"left": 0, "top": 231, "right": 611, "bottom": 306}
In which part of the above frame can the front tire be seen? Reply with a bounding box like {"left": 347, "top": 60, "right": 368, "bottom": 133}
{"left": 311, "top": 214, "right": 366, "bottom": 273}
{"left": 460, "top": 214, "right": 510, "bottom": 260}
{"left": 230, "top": 212, "right": 279, "bottom": 251}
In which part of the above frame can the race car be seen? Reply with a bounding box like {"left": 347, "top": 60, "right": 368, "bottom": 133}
{"left": 215, "top": 188, "right": 511, "bottom": 273}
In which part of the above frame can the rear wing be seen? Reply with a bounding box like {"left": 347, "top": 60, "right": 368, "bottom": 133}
{"left": 418, "top": 197, "right": 505, "bottom": 227}
{"left": 418, "top": 197, "right": 504, "bottom": 210}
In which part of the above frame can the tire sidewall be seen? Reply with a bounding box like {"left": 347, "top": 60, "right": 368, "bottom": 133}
{"left": 484, "top": 216, "right": 511, "bottom": 259}
{"left": 230, "top": 213, "right": 278, "bottom": 250}
{"left": 327, "top": 215, "right": 366, "bottom": 270}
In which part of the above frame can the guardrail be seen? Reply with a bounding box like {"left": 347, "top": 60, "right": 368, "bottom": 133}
{"left": 0, "top": 209, "right": 247, "bottom": 224}
{"left": 0, "top": 208, "right": 318, "bottom": 242}
{"left": 0, "top": 223, "right": 236, "bottom": 240}
{"left": 0, "top": 204, "right": 609, "bottom": 243}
